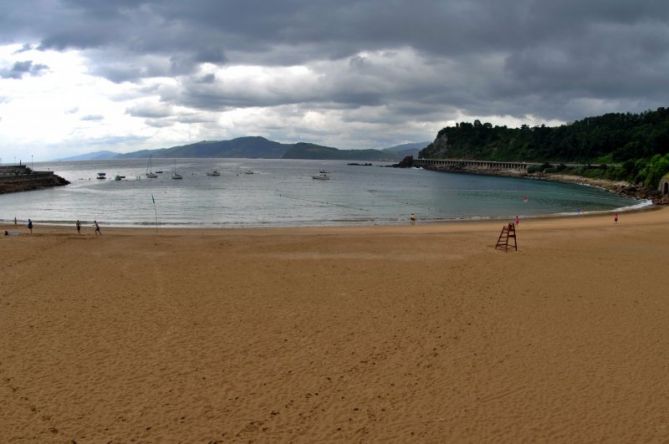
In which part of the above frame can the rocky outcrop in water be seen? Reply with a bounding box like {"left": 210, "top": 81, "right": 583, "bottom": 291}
{"left": 392, "top": 155, "right": 414, "bottom": 168}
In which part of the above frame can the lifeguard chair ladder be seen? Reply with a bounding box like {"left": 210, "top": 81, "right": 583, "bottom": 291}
{"left": 495, "top": 223, "right": 518, "bottom": 252}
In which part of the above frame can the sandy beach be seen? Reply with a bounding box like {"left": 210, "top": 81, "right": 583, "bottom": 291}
{"left": 1, "top": 208, "right": 669, "bottom": 442}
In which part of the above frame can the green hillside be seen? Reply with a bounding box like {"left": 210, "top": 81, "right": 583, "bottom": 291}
{"left": 117, "top": 137, "right": 400, "bottom": 161}
{"left": 420, "top": 107, "right": 669, "bottom": 188}
{"left": 118, "top": 136, "right": 287, "bottom": 159}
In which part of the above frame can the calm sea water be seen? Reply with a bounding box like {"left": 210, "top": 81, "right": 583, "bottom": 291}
{"left": 0, "top": 158, "right": 644, "bottom": 227}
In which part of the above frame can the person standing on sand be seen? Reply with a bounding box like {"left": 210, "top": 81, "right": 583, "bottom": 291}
{"left": 76, "top": 220, "right": 81, "bottom": 234}
{"left": 515, "top": 215, "right": 520, "bottom": 226}
{"left": 614, "top": 213, "right": 619, "bottom": 224}
{"left": 410, "top": 213, "right": 416, "bottom": 225}
{"left": 94, "top": 220, "right": 101, "bottom": 235}
{"left": 27, "top": 218, "right": 33, "bottom": 234}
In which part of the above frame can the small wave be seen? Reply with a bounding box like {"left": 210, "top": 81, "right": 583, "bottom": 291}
{"left": 552, "top": 198, "right": 653, "bottom": 217}
{"left": 615, "top": 199, "right": 654, "bottom": 212}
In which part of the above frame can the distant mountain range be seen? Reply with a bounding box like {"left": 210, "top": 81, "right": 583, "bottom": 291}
{"left": 60, "top": 137, "right": 430, "bottom": 161}
{"left": 59, "top": 150, "right": 119, "bottom": 161}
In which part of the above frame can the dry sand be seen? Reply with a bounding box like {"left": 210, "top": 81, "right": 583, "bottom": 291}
{"left": 1, "top": 209, "right": 669, "bottom": 442}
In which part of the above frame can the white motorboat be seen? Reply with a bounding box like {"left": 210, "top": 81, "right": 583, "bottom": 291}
{"left": 312, "top": 172, "right": 330, "bottom": 180}
{"left": 206, "top": 170, "right": 221, "bottom": 177}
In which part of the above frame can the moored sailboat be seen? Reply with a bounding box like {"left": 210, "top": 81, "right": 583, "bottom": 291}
{"left": 146, "top": 157, "right": 158, "bottom": 178}
{"left": 172, "top": 160, "right": 183, "bottom": 180}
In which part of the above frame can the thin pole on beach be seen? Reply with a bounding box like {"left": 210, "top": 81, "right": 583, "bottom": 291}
{"left": 151, "top": 194, "right": 158, "bottom": 233}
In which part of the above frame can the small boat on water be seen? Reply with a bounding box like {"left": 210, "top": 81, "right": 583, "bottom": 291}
{"left": 206, "top": 170, "right": 221, "bottom": 177}
{"left": 312, "top": 172, "right": 330, "bottom": 180}
{"left": 244, "top": 170, "right": 254, "bottom": 175}
{"left": 319, "top": 169, "right": 329, "bottom": 174}
{"left": 114, "top": 174, "right": 125, "bottom": 181}
{"left": 146, "top": 156, "right": 158, "bottom": 178}
{"left": 96, "top": 172, "right": 106, "bottom": 180}
{"left": 172, "top": 160, "right": 183, "bottom": 180}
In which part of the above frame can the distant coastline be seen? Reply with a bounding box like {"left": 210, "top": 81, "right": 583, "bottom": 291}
{"left": 59, "top": 137, "right": 429, "bottom": 162}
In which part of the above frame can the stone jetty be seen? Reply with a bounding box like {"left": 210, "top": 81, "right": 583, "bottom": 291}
{"left": 0, "top": 164, "right": 69, "bottom": 194}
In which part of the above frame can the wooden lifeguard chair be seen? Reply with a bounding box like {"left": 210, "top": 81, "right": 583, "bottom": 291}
{"left": 495, "top": 223, "right": 517, "bottom": 252}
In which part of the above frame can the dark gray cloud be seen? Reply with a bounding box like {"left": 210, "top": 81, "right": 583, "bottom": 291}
{"left": 13, "top": 43, "right": 33, "bottom": 53}
{"left": 0, "top": 60, "right": 48, "bottom": 79}
{"left": 1, "top": 0, "right": 668, "bottom": 130}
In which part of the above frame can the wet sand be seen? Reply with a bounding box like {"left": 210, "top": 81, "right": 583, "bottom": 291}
{"left": 1, "top": 208, "right": 669, "bottom": 442}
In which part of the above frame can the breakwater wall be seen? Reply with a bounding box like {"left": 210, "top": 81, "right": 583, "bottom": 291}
{"left": 0, "top": 165, "right": 69, "bottom": 194}
{"left": 414, "top": 158, "right": 533, "bottom": 173}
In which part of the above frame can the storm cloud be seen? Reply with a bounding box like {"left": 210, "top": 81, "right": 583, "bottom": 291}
{"left": 1, "top": 0, "right": 668, "bottom": 156}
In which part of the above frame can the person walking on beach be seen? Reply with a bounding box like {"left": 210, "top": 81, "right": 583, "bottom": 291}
{"left": 76, "top": 219, "right": 81, "bottom": 234}
{"left": 614, "top": 213, "right": 619, "bottom": 224}
{"left": 27, "top": 218, "right": 33, "bottom": 234}
{"left": 515, "top": 215, "right": 520, "bottom": 226}
{"left": 410, "top": 213, "right": 416, "bottom": 225}
{"left": 94, "top": 220, "right": 102, "bottom": 235}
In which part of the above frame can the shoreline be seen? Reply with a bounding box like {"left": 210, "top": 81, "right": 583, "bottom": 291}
{"left": 420, "top": 164, "right": 658, "bottom": 201}
{"left": 1, "top": 197, "right": 654, "bottom": 231}
{"left": 1, "top": 202, "right": 661, "bottom": 236}
{"left": 527, "top": 172, "right": 654, "bottom": 201}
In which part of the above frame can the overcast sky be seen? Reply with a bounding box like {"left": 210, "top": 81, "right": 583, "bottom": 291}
{"left": 0, "top": 0, "right": 668, "bottom": 160}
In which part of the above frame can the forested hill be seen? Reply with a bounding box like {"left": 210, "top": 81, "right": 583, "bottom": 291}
{"left": 420, "top": 107, "right": 669, "bottom": 163}
{"left": 115, "top": 136, "right": 400, "bottom": 161}
{"left": 118, "top": 137, "right": 288, "bottom": 159}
